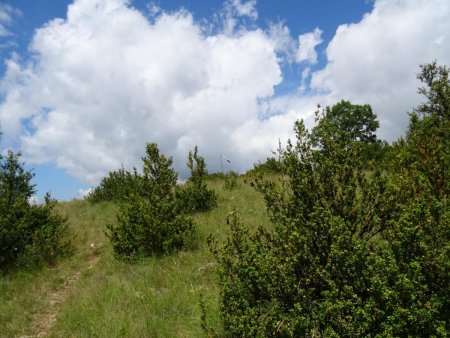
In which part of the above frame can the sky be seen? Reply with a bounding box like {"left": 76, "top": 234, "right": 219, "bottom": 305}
{"left": 0, "top": 0, "right": 449, "bottom": 201}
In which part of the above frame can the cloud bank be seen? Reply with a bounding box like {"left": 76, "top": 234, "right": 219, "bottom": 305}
{"left": 0, "top": 0, "right": 449, "bottom": 186}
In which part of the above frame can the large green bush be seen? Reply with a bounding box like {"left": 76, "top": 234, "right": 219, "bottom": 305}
{"left": 209, "top": 63, "right": 449, "bottom": 336}
{"left": 107, "top": 143, "right": 196, "bottom": 258}
{"left": 0, "top": 148, "right": 72, "bottom": 271}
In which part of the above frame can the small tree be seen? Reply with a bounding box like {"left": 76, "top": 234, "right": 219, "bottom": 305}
{"left": 0, "top": 146, "right": 71, "bottom": 271}
{"left": 107, "top": 143, "right": 196, "bottom": 258}
{"left": 312, "top": 100, "right": 379, "bottom": 147}
{"left": 176, "top": 146, "right": 217, "bottom": 213}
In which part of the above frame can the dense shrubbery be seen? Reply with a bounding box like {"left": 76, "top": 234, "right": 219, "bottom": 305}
{"left": 176, "top": 146, "right": 217, "bottom": 213}
{"left": 0, "top": 147, "right": 72, "bottom": 272}
{"left": 86, "top": 166, "right": 142, "bottom": 203}
{"left": 208, "top": 63, "right": 450, "bottom": 336}
{"left": 107, "top": 143, "right": 196, "bottom": 258}
{"left": 88, "top": 146, "right": 217, "bottom": 215}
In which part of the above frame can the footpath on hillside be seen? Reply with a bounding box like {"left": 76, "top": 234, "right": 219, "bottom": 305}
{"left": 20, "top": 244, "right": 101, "bottom": 338}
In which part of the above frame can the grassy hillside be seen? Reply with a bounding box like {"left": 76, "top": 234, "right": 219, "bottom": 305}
{"left": 0, "top": 176, "right": 270, "bottom": 337}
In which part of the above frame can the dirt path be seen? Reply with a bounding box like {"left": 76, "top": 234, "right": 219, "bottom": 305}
{"left": 21, "top": 249, "right": 100, "bottom": 338}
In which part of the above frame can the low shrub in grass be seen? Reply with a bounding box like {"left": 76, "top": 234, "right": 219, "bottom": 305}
{"left": 176, "top": 146, "right": 217, "bottom": 213}
{"left": 108, "top": 194, "right": 195, "bottom": 257}
{"left": 0, "top": 149, "right": 72, "bottom": 272}
{"left": 107, "top": 143, "right": 196, "bottom": 258}
{"left": 86, "top": 166, "right": 142, "bottom": 203}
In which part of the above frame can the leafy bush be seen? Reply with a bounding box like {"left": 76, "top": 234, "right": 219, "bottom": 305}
{"left": 209, "top": 64, "right": 450, "bottom": 337}
{"left": 107, "top": 143, "right": 196, "bottom": 258}
{"left": 210, "top": 117, "right": 390, "bottom": 336}
{"left": 176, "top": 146, "right": 217, "bottom": 213}
{"left": 0, "top": 149, "right": 72, "bottom": 271}
{"left": 86, "top": 166, "right": 142, "bottom": 203}
{"left": 247, "top": 157, "right": 284, "bottom": 176}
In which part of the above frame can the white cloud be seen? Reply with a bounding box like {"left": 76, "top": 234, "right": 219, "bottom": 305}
{"left": 0, "top": 4, "right": 20, "bottom": 37}
{"left": 0, "top": 0, "right": 449, "bottom": 191}
{"left": 0, "top": 4, "right": 21, "bottom": 50}
{"left": 296, "top": 27, "right": 323, "bottom": 64}
{"left": 311, "top": 0, "right": 450, "bottom": 139}
{"left": 78, "top": 188, "right": 93, "bottom": 199}
{"left": 0, "top": 0, "right": 282, "bottom": 183}
{"left": 226, "top": 0, "right": 257, "bottom": 20}
{"left": 221, "top": 0, "right": 258, "bottom": 34}
{"left": 267, "top": 22, "right": 297, "bottom": 62}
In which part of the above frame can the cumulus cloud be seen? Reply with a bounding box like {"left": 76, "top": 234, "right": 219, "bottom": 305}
{"left": 0, "top": 0, "right": 449, "bottom": 191}
{"left": 296, "top": 28, "right": 323, "bottom": 64}
{"left": 311, "top": 0, "right": 450, "bottom": 139}
{"left": 0, "top": 0, "right": 285, "bottom": 183}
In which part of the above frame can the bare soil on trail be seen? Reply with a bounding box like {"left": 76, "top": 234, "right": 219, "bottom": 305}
{"left": 20, "top": 250, "right": 100, "bottom": 338}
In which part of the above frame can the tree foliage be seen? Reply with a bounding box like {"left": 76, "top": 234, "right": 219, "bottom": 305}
{"left": 0, "top": 147, "right": 72, "bottom": 272}
{"left": 312, "top": 100, "right": 379, "bottom": 147}
{"left": 107, "top": 143, "right": 196, "bottom": 258}
{"left": 86, "top": 166, "right": 142, "bottom": 203}
{"left": 176, "top": 146, "right": 217, "bottom": 213}
{"left": 209, "top": 63, "right": 450, "bottom": 336}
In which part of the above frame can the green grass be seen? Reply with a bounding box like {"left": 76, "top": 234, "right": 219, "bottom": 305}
{"left": 0, "top": 176, "right": 270, "bottom": 337}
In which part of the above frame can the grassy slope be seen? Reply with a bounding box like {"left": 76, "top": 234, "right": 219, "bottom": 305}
{"left": 0, "top": 177, "right": 270, "bottom": 337}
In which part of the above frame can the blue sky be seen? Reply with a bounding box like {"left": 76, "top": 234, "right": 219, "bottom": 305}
{"left": 0, "top": 0, "right": 449, "bottom": 200}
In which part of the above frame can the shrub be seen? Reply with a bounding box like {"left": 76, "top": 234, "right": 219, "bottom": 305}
{"left": 0, "top": 149, "right": 72, "bottom": 271}
{"left": 176, "top": 146, "right": 217, "bottom": 213}
{"left": 86, "top": 166, "right": 142, "bottom": 203}
{"left": 210, "top": 117, "right": 391, "bottom": 336}
{"left": 248, "top": 157, "right": 284, "bottom": 176}
{"left": 107, "top": 143, "right": 196, "bottom": 258}
{"left": 209, "top": 65, "right": 450, "bottom": 337}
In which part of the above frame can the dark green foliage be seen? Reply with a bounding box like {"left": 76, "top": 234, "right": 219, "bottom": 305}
{"left": 0, "top": 150, "right": 72, "bottom": 272}
{"left": 377, "top": 62, "right": 450, "bottom": 334}
{"left": 210, "top": 118, "right": 391, "bottom": 336}
{"left": 312, "top": 100, "right": 379, "bottom": 147}
{"left": 416, "top": 60, "right": 450, "bottom": 119}
{"left": 176, "top": 146, "right": 217, "bottom": 213}
{"left": 86, "top": 166, "right": 142, "bottom": 203}
{"left": 108, "top": 194, "right": 195, "bottom": 257}
{"left": 248, "top": 157, "right": 284, "bottom": 176}
{"left": 18, "top": 194, "right": 73, "bottom": 267}
{"left": 0, "top": 150, "right": 35, "bottom": 207}
{"left": 209, "top": 64, "right": 450, "bottom": 337}
{"left": 107, "top": 143, "right": 196, "bottom": 258}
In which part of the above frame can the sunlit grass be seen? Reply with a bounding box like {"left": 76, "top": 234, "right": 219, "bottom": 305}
{"left": 0, "top": 176, "right": 270, "bottom": 337}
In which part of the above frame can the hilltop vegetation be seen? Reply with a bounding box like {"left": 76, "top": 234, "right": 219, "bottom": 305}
{"left": 0, "top": 62, "right": 448, "bottom": 336}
